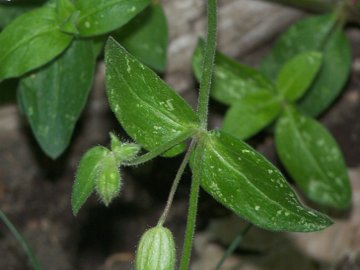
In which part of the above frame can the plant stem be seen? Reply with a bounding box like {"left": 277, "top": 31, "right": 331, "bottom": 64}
{"left": 158, "top": 139, "right": 197, "bottom": 226}
{"left": 197, "top": 0, "right": 218, "bottom": 129}
{"left": 0, "top": 209, "right": 41, "bottom": 270}
{"left": 179, "top": 141, "right": 205, "bottom": 270}
{"left": 215, "top": 223, "right": 253, "bottom": 270}
{"left": 123, "top": 129, "right": 196, "bottom": 166}
{"left": 179, "top": 1, "right": 217, "bottom": 269}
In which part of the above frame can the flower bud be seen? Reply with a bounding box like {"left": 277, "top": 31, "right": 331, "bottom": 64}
{"left": 110, "top": 133, "right": 141, "bottom": 163}
{"left": 135, "top": 226, "right": 176, "bottom": 270}
{"left": 95, "top": 153, "right": 121, "bottom": 206}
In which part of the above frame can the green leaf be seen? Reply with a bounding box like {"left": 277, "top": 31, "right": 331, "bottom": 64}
{"left": 197, "top": 130, "right": 332, "bottom": 232}
{"left": 260, "top": 14, "right": 351, "bottom": 116}
{"left": 72, "top": 146, "right": 110, "bottom": 215}
{"left": 277, "top": 51, "right": 323, "bottom": 102}
{"left": 275, "top": 106, "right": 351, "bottom": 209}
{"left": 75, "top": 0, "right": 150, "bottom": 37}
{"left": 192, "top": 39, "right": 275, "bottom": 106}
{"left": 298, "top": 28, "right": 351, "bottom": 116}
{"left": 95, "top": 152, "right": 121, "bottom": 206}
{"left": 18, "top": 39, "right": 96, "bottom": 159}
{"left": 222, "top": 91, "right": 282, "bottom": 140}
{"left": 113, "top": 3, "right": 168, "bottom": 72}
{"left": 0, "top": 5, "right": 73, "bottom": 81}
{"left": 105, "top": 37, "right": 199, "bottom": 157}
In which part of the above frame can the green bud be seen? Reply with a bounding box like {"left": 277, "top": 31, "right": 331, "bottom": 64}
{"left": 110, "top": 133, "right": 141, "bottom": 163}
{"left": 136, "top": 226, "right": 176, "bottom": 270}
{"left": 95, "top": 153, "right": 121, "bottom": 206}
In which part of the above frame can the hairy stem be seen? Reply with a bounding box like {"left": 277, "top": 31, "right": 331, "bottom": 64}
{"left": 197, "top": 0, "right": 218, "bottom": 129}
{"left": 123, "top": 129, "right": 196, "bottom": 166}
{"left": 0, "top": 209, "right": 41, "bottom": 270}
{"left": 215, "top": 223, "right": 253, "bottom": 270}
{"left": 179, "top": 0, "right": 217, "bottom": 269}
{"left": 179, "top": 141, "right": 205, "bottom": 270}
{"left": 158, "top": 139, "right": 197, "bottom": 226}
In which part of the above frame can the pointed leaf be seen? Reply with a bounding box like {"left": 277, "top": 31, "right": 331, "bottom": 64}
{"left": 72, "top": 146, "right": 110, "bottom": 215}
{"left": 277, "top": 51, "right": 323, "bottom": 102}
{"left": 18, "top": 39, "right": 96, "bottom": 159}
{"left": 275, "top": 107, "right": 351, "bottom": 209}
{"left": 197, "top": 130, "right": 332, "bottom": 232}
{"left": 260, "top": 14, "right": 351, "bottom": 116}
{"left": 75, "top": 0, "right": 150, "bottom": 37}
{"left": 0, "top": 5, "right": 73, "bottom": 81}
{"left": 222, "top": 91, "right": 282, "bottom": 140}
{"left": 192, "top": 40, "right": 275, "bottom": 106}
{"left": 113, "top": 3, "right": 168, "bottom": 72}
{"left": 105, "top": 37, "right": 199, "bottom": 156}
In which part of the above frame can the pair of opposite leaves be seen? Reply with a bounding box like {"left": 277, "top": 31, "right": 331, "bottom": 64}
{"left": 192, "top": 13, "right": 352, "bottom": 210}
{"left": 0, "top": 0, "right": 168, "bottom": 158}
{"left": 74, "top": 37, "right": 332, "bottom": 233}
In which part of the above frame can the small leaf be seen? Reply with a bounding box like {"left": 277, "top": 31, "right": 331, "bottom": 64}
{"left": 196, "top": 130, "right": 332, "bottom": 232}
{"left": 95, "top": 153, "right": 121, "bottom": 206}
{"left": 72, "top": 146, "right": 110, "bottom": 216}
{"left": 276, "top": 51, "right": 323, "bottom": 102}
{"left": 0, "top": 5, "right": 73, "bottom": 81}
{"left": 113, "top": 3, "right": 168, "bottom": 72}
{"left": 298, "top": 28, "right": 351, "bottom": 116}
{"left": 260, "top": 14, "right": 351, "bottom": 116}
{"left": 75, "top": 0, "right": 150, "bottom": 37}
{"left": 275, "top": 106, "right": 351, "bottom": 209}
{"left": 105, "top": 37, "right": 199, "bottom": 157}
{"left": 56, "top": 0, "right": 79, "bottom": 35}
{"left": 192, "top": 39, "right": 275, "bottom": 106}
{"left": 222, "top": 91, "right": 282, "bottom": 140}
{"left": 18, "top": 39, "right": 96, "bottom": 159}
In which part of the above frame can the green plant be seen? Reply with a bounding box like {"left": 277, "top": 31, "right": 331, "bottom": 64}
{"left": 0, "top": 0, "right": 167, "bottom": 158}
{"left": 192, "top": 6, "right": 354, "bottom": 210}
{"left": 70, "top": 0, "right": 341, "bottom": 268}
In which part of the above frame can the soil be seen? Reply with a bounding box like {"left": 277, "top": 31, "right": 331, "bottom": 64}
{"left": 0, "top": 1, "right": 360, "bottom": 270}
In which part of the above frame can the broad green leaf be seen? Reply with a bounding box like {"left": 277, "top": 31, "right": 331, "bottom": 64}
{"left": 105, "top": 38, "right": 199, "bottom": 156}
{"left": 277, "top": 51, "right": 323, "bottom": 102}
{"left": 197, "top": 130, "right": 332, "bottom": 232}
{"left": 95, "top": 153, "right": 121, "bottom": 206}
{"left": 0, "top": 5, "right": 73, "bottom": 81}
{"left": 113, "top": 3, "right": 168, "bottom": 72}
{"left": 18, "top": 39, "right": 96, "bottom": 159}
{"left": 75, "top": 0, "right": 150, "bottom": 37}
{"left": 275, "top": 107, "right": 351, "bottom": 209}
{"left": 72, "top": 146, "right": 109, "bottom": 215}
{"left": 222, "top": 91, "right": 282, "bottom": 140}
{"left": 260, "top": 14, "right": 351, "bottom": 116}
{"left": 192, "top": 40, "right": 276, "bottom": 106}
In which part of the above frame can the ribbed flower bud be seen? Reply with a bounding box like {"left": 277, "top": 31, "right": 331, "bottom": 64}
{"left": 135, "top": 226, "right": 176, "bottom": 270}
{"left": 95, "top": 153, "right": 121, "bottom": 206}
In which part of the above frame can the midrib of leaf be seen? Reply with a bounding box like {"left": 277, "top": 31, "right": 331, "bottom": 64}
{"left": 113, "top": 66, "right": 191, "bottom": 130}
{"left": 78, "top": 0, "right": 137, "bottom": 23}
{"left": 207, "top": 140, "right": 314, "bottom": 220}
{"left": 0, "top": 25, "right": 62, "bottom": 66}
{"left": 286, "top": 112, "right": 330, "bottom": 184}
